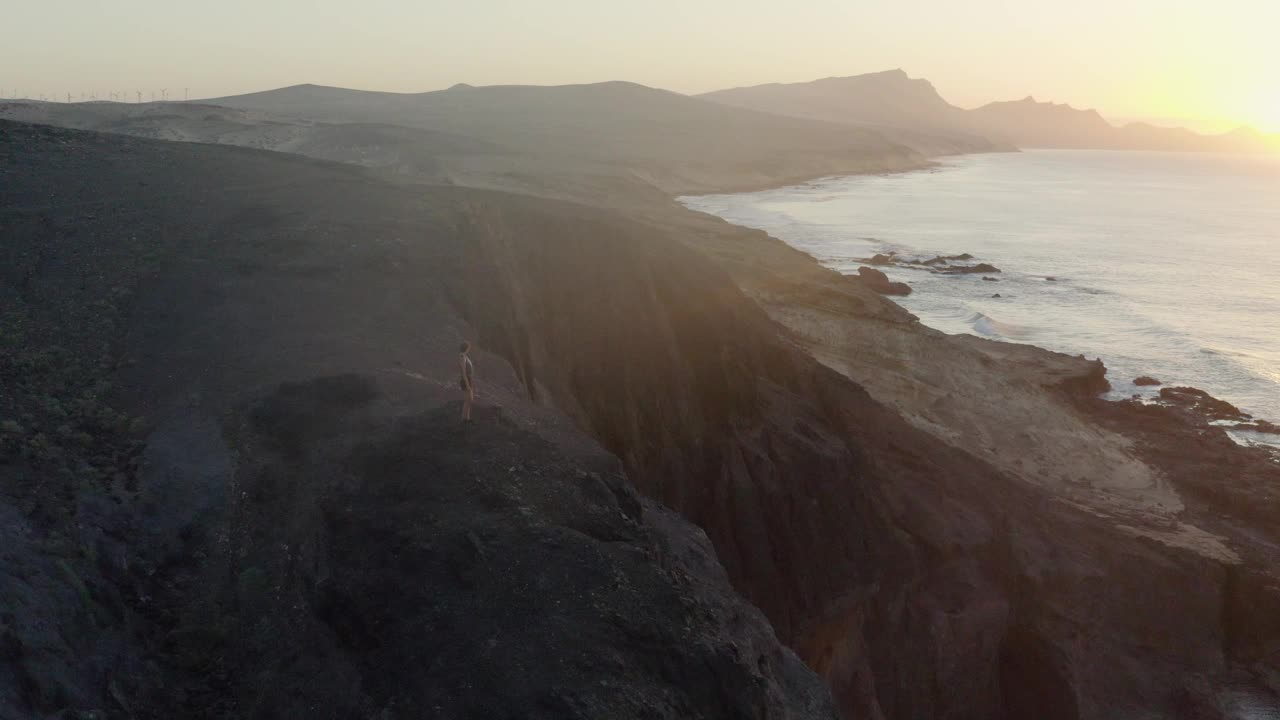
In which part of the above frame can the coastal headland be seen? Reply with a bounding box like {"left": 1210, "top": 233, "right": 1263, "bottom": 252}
{"left": 3, "top": 78, "right": 1278, "bottom": 719}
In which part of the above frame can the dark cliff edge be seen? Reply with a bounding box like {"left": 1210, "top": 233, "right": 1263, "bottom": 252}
{"left": 0, "top": 121, "right": 839, "bottom": 719}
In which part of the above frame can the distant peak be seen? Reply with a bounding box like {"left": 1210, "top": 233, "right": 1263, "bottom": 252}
{"left": 448, "top": 83, "right": 474, "bottom": 91}
{"left": 270, "top": 83, "right": 349, "bottom": 93}
{"left": 590, "top": 80, "right": 651, "bottom": 90}
{"left": 809, "top": 69, "right": 934, "bottom": 91}
{"left": 836, "top": 68, "right": 913, "bottom": 82}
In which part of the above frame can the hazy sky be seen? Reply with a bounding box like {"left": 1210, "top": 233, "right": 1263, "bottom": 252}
{"left": 6, "top": 0, "right": 1278, "bottom": 131}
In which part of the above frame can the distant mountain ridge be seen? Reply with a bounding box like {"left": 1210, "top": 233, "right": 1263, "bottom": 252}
{"left": 196, "top": 80, "right": 943, "bottom": 194}
{"left": 971, "top": 96, "right": 1279, "bottom": 152}
{"left": 5, "top": 79, "right": 955, "bottom": 198}
{"left": 200, "top": 80, "right": 906, "bottom": 168}
{"left": 701, "top": 70, "right": 1279, "bottom": 154}
{"left": 700, "top": 69, "right": 1012, "bottom": 155}
{"left": 704, "top": 70, "right": 968, "bottom": 129}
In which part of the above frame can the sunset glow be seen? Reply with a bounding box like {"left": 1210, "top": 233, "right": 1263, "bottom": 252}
{"left": 1258, "top": 95, "right": 1280, "bottom": 134}
{"left": 3, "top": 0, "right": 1278, "bottom": 135}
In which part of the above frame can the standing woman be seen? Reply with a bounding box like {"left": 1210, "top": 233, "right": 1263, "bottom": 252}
{"left": 459, "top": 342, "right": 475, "bottom": 422}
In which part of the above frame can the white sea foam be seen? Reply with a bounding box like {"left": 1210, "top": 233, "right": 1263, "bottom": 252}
{"left": 968, "top": 312, "right": 1033, "bottom": 339}
{"left": 682, "top": 149, "right": 1280, "bottom": 424}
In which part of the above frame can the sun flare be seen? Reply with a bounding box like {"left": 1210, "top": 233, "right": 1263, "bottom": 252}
{"left": 1261, "top": 96, "right": 1280, "bottom": 133}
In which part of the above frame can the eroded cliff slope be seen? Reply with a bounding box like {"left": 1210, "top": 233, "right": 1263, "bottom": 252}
{"left": 0, "top": 121, "right": 840, "bottom": 720}
{"left": 447, "top": 191, "right": 1280, "bottom": 720}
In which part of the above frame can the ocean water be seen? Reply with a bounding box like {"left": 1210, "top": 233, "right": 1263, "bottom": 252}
{"left": 682, "top": 150, "right": 1280, "bottom": 435}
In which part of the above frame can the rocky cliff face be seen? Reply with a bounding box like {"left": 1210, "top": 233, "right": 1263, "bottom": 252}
{"left": 0, "top": 121, "right": 840, "bottom": 720}
{"left": 448, "top": 191, "right": 1280, "bottom": 718}
{"left": 158, "top": 376, "right": 837, "bottom": 720}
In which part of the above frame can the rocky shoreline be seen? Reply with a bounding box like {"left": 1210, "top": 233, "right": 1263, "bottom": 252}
{"left": 652, "top": 174, "right": 1280, "bottom": 718}
{"left": 426, "top": 141, "right": 1280, "bottom": 715}
{"left": 718, "top": 215, "right": 1279, "bottom": 442}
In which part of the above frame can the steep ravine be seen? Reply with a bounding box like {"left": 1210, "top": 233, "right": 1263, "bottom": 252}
{"left": 450, "top": 197, "right": 1280, "bottom": 719}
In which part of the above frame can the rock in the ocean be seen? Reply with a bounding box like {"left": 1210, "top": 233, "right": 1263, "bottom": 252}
{"left": 983, "top": 276, "right": 999, "bottom": 282}
{"left": 1158, "top": 386, "right": 1249, "bottom": 422}
{"left": 1134, "top": 376, "right": 1162, "bottom": 386}
{"left": 936, "top": 263, "right": 1000, "bottom": 275}
{"left": 856, "top": 266, "right": 912, "bottom": 296}
{"left": 1240, "top": 419, "right": 1280, "bottom": 434}
{"left": 868, "top": 253, "right": 895, "bottom": 265}
{"left": 921, "top": 253, "right": 974, "bottom": 266}
{"left": 1252, "top": 419, "right": 1280, "bottom": 434}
